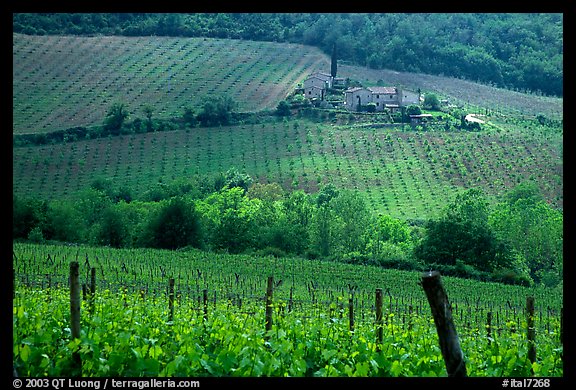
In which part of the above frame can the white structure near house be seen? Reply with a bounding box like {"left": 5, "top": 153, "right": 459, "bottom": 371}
{"left": 344, "top": 86, "right": 420, "bottom": 112}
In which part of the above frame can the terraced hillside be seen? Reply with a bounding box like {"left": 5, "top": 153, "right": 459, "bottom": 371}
{"left": 12, "top": 33, "right": 328, "bottom": 134}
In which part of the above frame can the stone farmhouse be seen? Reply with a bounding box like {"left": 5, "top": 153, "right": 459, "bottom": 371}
{"left": 302, "top": 71, "right": 420, "bottom": 112}
{"left": 303, "top": 72, "right": 345, "bottom": 100}
{"left": 344, "top": 86, "right": 420, "bottom": 112}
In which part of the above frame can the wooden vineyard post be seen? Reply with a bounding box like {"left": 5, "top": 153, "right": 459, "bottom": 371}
{"left": 89, "top": 267, "right": 96, "bottom": 315}
{"left": 168, "top": 278, "right": 175, "bottom": 322}
{"left": 348, "top": 290, "right": 355, "bottom": 332}
{"left": 69, "top": 262, "right": 82, "bottom": 376}
{"left": 526, "top": 296, "right": 536, "bottom": 367}
{"left": 375, "top": 288, "right": 383, "bottom": 351}
{"left": 265, "top": 276, "right": 274, "bottom": 336}
{"left": 90, "top": 268, "right": 96, "bottom": 295}
{"left": 487, "top": 311, "right": 493, "bottom": 342}
{"left": 421, "top": 271, "right": 467, "bottom": 377}
{"left": 203, "top": 289, "right": 208, "bottom": 322}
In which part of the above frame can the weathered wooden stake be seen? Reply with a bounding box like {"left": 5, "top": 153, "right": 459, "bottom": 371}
{"left": 203, "top": 289, "right": 208, "bottom": 322}
{"left": 69, "top": 262, "right": 82, "bottom": 376}
{"left": 375, "top": 288, "right": 383, "bottom": 351}
{"left": 90, "top": 267, "right": 96, "bottom": 294}
{"left": 487, "top": 311, "right": 493, "bottom": 341}
{"left": 265, "top": 276, "right": 274, "bottom": 335}
{"left": 89, "top": 267, "right": 96, "bottom": 315}
{"left": 421, "top": 271, "right": 467, "bottom": 377}
{"left": 349, "top": 290, "right": 355, "bottom": 332}
{"left": 526, "top": 296, "right": 536, "bottom": 367}
{"left": 168, "top": 278, "right": 175, "bottom": 322}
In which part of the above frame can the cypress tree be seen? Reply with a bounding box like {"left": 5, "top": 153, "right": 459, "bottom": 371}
{"left": 331, "top": 43, "right": 337, "bottom": 78}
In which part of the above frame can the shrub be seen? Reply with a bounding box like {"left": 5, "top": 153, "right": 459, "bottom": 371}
{"left": 405, "top": 104, "right": 422, "bottom": 116}
{"left": 365, "top": 103, "right": 377, "bottom": 113}
{"left": 27, "top": 226, "right": 45, "bottom": 243}
{"left": 379, "top": 257, "right": 421, "bottom": 271}
{"left": 276, "top": 100, "right": 291, "bottom": 116}
{"left": 104, "top": 103, "right": 129, "bottom": 136}
{"left": 253, "top": 246, "right": 288, "bottom": 258}
{"left": 423, "top": 93, "right": 440, "bottom": 110}
{"left": 141, "top": 197, "right": 202, "bottom": 250}
{"left": 491, "top": 268, "right": 533, "bottom": 287}
{"left": 13, "top": 195, "right": 46, "bottom": 239}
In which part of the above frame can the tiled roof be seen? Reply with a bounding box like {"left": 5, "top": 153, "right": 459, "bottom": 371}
{"left": 307, "top": 72, "right": 332, "bottom": 81}
{"left": 345, "top": 87, "right": 366, "bottom": 93}
{"left": 367, "top": 86, "right": 397, "bottom": 94}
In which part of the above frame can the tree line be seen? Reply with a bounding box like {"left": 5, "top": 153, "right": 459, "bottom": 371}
{"left": 13, "top": 173, "right": 562, "bottom": 288}
{"left": 13, "top": 13, "right": 563, "bottom": 97}
{"left": 13, "top": 96, "right": 247, "bottom": 147}
{"left": 14, "top": 94, "right": 480, "bottom": 148}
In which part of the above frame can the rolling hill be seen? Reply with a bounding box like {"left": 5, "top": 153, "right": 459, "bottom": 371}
{"left": 338, "top": 64, "right": 563, "bottom": 120}
{"left": 12, "top": 33, "right": 329, "bottom": 134}
{"left": 12, "top": 34, "right": 563, "bottom": 220}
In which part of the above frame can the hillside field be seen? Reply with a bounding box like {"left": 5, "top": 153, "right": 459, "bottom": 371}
{"left": 12, "top": 34, "right": 563, "bottom": 220}
{"left": 338, "top": 64, "right": 563, "bottom": 120}
{"left": 13, "top": 116, "right": 562, "bottom": 220}
{"left": 12, "top": 33, "right": 328, "bottom": 134}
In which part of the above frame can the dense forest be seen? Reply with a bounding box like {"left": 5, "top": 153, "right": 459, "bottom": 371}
{"left": 13, "top": 13, "right": 563, "bottom": 97}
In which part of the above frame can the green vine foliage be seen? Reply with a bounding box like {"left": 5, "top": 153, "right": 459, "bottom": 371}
{"left": 13, "top": 242, "right": 562, "bottom": 377}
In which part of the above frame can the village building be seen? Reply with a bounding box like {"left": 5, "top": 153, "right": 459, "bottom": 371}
{"left": 343, "top": 86, "right": 420, "bottom": 112}
{"left": 302, "top": 71, "right": 419, "bottom": 111}
{"left": 304, "top": 72, "right": 332, "bottom": 100}
{"left": 303, "top": 71, "right": 345, "bottom": 101}
{"left": 305, "top": 85, "right": 327, "bottom": 100}
{"left": 409, "top": 113, "right": 433, "bottom": 125}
